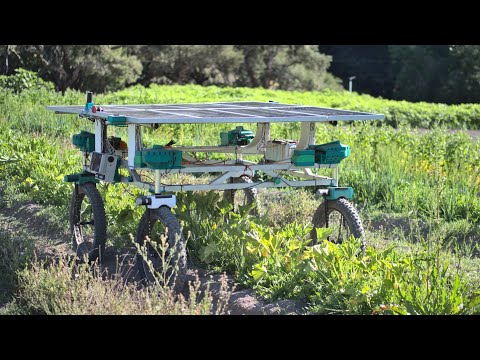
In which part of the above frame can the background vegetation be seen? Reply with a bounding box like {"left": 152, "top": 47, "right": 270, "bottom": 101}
{"left": 3, "top": 45, "right": 480, "bottom": 104}
{"left": 320, "top": 45, "right": 480, "bottom": 104}
{"left": 0, "top": 45, "right": 341, "bottom": 93}
{"left": 1, "top": 73, "right": 480, "bottom": 314}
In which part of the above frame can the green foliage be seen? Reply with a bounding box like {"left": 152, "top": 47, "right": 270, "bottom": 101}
{"left": 388, "top": 45, "right": 480, "bottom": 104}
{"left": 176, "top": 191, "right": 323, "bottom": 300}
{"left": 8, "top": 45, "right": 480, "bottom": 105}
{"left": 390, "top": 255, "right": 480, "bottom": 315}
{"left": 173, "top": 192, "right": 480, "bottom": 313}
{"left": 234, "top": 45, "right": 342, "bottom": 91}
{"left": 0, "top": 154, "right": 21, "bottom": 164}
{"left": 137, "top": 45, "right": 244, "bottom": 87}
{"left": 333, "top": 124, "right": 480, "bottom": 222}
{"left": 261, "top": 189, "right": 319, "bottom": 227}
{"left": 388, "top": 45, "right": 451, "bottom": 103}
{"left": 1, "top": 46, "right": 142, "bottom": 92}
{"left": 446, "top": 45, "right": 480, "bottom": 104}
{"left": 320, "top": 45, "right": 480, "bottom": 105}
{"left": 2, "top": 84, "right": 480, "bottom": 314}
{"left": 2, "top": 45, "right": 341, "bottom": 93}
{"left": 307, "top": 240, "right": 480, "bottom": 314}
{"left": 319, "top": 45, "right": 394, "bottom": 99}
{"left": 0, "top": 68, "right": 55, "bottom": 93}
{"left": 102, "top": 183, "right": 144, "bottom": 247}
{"left": 0, "top": 128, "right": 80, "bottom": 206}
{"left": 102, "top": 84, "right": 480, "bottom": 129}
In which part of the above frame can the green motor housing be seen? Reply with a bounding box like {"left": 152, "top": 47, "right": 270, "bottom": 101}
{"left": 72, "top": 131, "right": 95, "bottom": 153}
{"left": 64, "top": 171, "right": 98, "bottom": 185}
{"left": 107, "top": 115, "right": 127, "bottom": 126}
{"left": 325, "top": 186, "right": 353, "bottom": 200}
{"left": 291, "top": 149, "right": 315, "bottom": 166}
{"left": 308, "top": 141, "right": 350, "bottom": 165}
{"left": 134, "top": 145, "right": 183, "bottom": 169}
{"left": 220, "top": 126, "right": 255, "bottom": 146}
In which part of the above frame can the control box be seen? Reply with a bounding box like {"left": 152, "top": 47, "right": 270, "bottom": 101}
{"left": 265, "top": 139, "right": 297, "bottom": 162}
{"left": 88, "top": 152, "right": 120, "bottom": 182}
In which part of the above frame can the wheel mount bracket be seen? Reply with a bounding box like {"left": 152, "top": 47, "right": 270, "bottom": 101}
{"left": 64, "top": 172, "right": 99, "bottom": 185}
{"left": 325, "top": 186, "right": 353, "bottom": 201}
{"left": 135, "top": 194, "right": 177, "bottom": 209}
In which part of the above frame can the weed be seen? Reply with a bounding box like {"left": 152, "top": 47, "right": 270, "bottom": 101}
{"left": 2, "top": 84, "right": 480, "bottom": 314}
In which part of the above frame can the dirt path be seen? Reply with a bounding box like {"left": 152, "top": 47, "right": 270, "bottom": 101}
{"left": 0, "top": 201, "right": 307, "bottom": 315}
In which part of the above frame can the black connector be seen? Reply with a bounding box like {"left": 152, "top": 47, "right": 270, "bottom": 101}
{"left": 135, "top": 196, "right": 152, "bottom": 206}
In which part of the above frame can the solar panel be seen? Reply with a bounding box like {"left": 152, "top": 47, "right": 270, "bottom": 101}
{"left": 46, "top": 101, "right": 385, "bottom": 124}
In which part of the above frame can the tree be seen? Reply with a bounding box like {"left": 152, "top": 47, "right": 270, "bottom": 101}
{"left": 318, "top": 45, "right": 394, "bottom": 98}
{"left": 1, "top": 45, "right": 342, "bottom": 93}
{"left": 135, "top": 45, "right": 342, "bottom": 91}
{"left": 135, "top": 45, "right": 243, "bottom": 86}
{"left": 236, "top": 45, "right": 342, "bottom": 91}
{"left": 1, "top": 45, "right": 142, "bottom": 92}
{"left": 445, "top": 45, "right": 480, "bottom": 104}
{"left": 388, "top": 45, "right": 451, "bottom": 103}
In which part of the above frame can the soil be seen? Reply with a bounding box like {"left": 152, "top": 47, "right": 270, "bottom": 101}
{"left": 366, "top": 214, "right": 430, "bottom": 241}
{"left": 0, "top": 200, "right": 307, "bottom": 315}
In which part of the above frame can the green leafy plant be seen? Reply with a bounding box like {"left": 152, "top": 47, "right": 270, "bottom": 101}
{"left": 0, "top": 68, "right": 54, "bottom": 93}
{"left": 2, "top": 83, "right": 480, "bottom": 314}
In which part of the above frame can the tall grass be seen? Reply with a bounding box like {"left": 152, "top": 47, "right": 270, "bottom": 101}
{"left": 9, "top": 255, "right": 231, "bottom": 315}
{"left": 2, "top": 85, "right": 480, "bottom": 314}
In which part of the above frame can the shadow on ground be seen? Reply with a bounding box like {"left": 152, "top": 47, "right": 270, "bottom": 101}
{"left": 0, "top": 200, "right": 307, "bottom": 314}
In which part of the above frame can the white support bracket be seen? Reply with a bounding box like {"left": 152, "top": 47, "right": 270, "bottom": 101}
{"left": 296, "top": 122, "right": 315, "bottom": 150}
{"left": 238, "top": 122, "right": 270, "bottom": 154}
{"left": 333, "top": 166, "right": 339, "bottom": 186}
{"left": 127, "top": 124, "right": 142, "bottom": 169}
{"left": 287, "top": 169, "right": 332, "bottom": 181}
{"left": 132, "top": 179, "right": 334, "bottom": 193}
{"left": 95, "top": 119, "right": 106, "bottom": 153}
{"left": 135, "top": 194, "right": 177, "bottom": 209}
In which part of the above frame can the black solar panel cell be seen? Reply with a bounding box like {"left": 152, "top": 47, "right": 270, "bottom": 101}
{"left": 47, "top": 101, "right": 384, "bottom": 124}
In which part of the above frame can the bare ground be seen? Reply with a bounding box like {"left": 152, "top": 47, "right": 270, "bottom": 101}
{"left": 0, "top": 201, "right": 307, "bottom": 315}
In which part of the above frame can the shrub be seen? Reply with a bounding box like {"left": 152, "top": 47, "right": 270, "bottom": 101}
{"left": 0, "top": 68, "right": 54, "bottom": 93}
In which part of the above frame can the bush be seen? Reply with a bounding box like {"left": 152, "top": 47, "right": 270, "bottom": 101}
{"left": 0, "top": 68, "right": 54, "bottom": 93}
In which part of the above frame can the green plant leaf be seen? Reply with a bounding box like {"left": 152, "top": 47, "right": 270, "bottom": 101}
{"left": 199, "top": 241, "right": 219, "bottom": 263}
{"left": 251, "top": 263, "right": 267, "bottom": 282}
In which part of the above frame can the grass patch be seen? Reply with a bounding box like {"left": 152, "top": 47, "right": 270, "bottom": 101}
{"left": 2, "top": 84, "right": 480, "bottom": 314}
{"left": 7, "top": 255, "right": 231, "bottom": 315}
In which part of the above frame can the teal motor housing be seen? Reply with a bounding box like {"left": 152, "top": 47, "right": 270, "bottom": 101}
{"left": 107, "top": 115, "right": 127, "bottom": 126}
{"left": 326, "top": 186, "right": 353, "bottom": 200}
{"left": 72, "top": 131, "right": 95, "bottom": 153}
{"left": 291, "top": 149, "right": 315, "bottom": 166}
{"left": 220, "top": 126, "right": 255, "bottom": 146}
{"left": 308, "top": 141, "right": 350, "bottom": 165}
{"left": 134, "top": 145, "right": 183, "bottom": 169}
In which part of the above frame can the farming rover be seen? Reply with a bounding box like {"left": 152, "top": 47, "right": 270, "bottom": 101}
{"left": 47, "top": 92, "right": 384, "bottom": 289}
